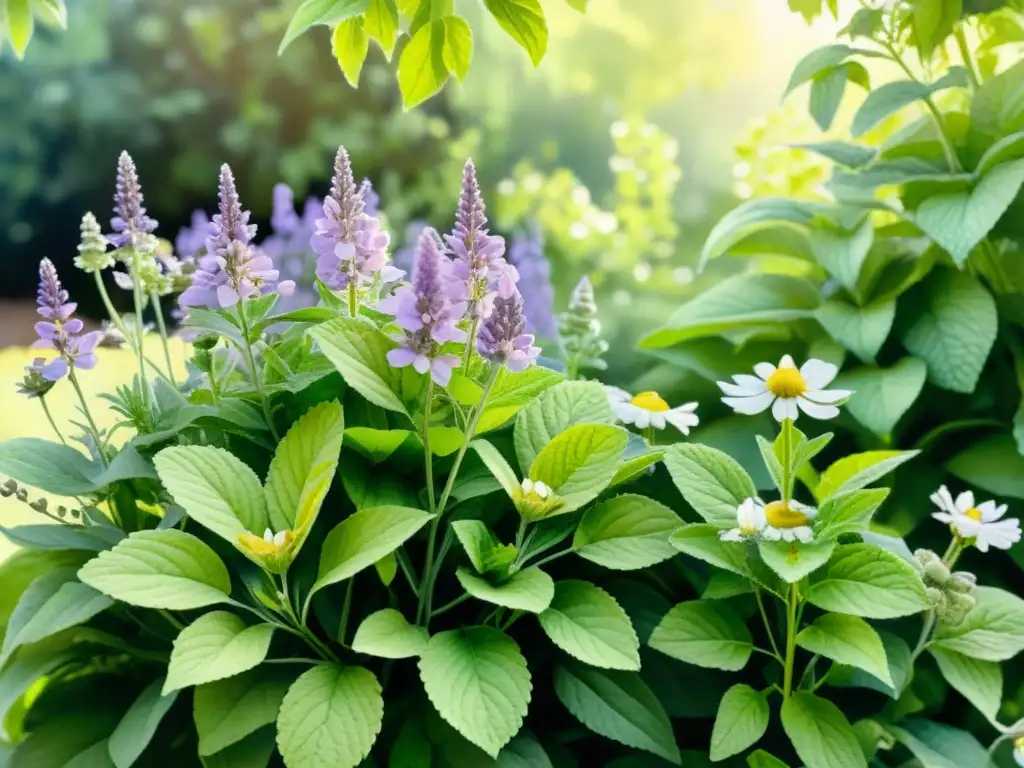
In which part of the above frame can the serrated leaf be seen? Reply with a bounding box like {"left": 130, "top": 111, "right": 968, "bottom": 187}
{"left": 710, "top": 684, "right": 769, "bottom": 761}
{"left": 470, "top": 439, "right": 521, "bottom": 501}
{"left": 932, "top": 586, "right": 1024, "bottom": 661}
{"left": 456, "top": 567, "right": 554, "bottom": 613}
{"left": 482, "top": 0, "right": 547, "bottom": 66}
{"left": 814, "top": 450, "right": 918, "bottom": 501}
{"left": 514, "top": 381, "right": 614, "bottom": 473}
{"left": 780, "top": 692, "right": 865, "bottom": 768}
{"left": 889, "top": 719, "right": 995, "bottom": 768}
{"left": 0, "top": 437, "right": 98, "bottom": 495}
{"left": 364, "top": 0, "right": 398, "bottom": 58}
{"left": 669, "top": 524, "right": 751, "bottom": 577}
{"left": 310, "top": 318, "right": 408, "bottom": 414}
{"left": 165, "top": 612, "right": 275, "bottom": 693}
{"left": 797, "top": 613, "right": 892, "bottom": 686}
{"left": 808, "top": 218, "right": 873, "bottom": 292}
{"left": 816, "top": 488, "right": 888, "bottom": 537}
{"left": 663, "top": 443, "right": 757, "bottom": 526}
{"left": 807, "top": 544, "right": 931, "bottom": 619}
{"left": 929, "top": 647, "right": 1002, "bottom": 719}
{"left": 573, "top": 494, "right": 681, "bottom": 570}
{"left": 852, "top": 69, "right": 968, "bottom": 137}
{"left": 109, "top": 678, "right": 180, "bottom": 768}
{"left": 648, "top": 600, "right": 752, "bottom": 671}
{"left": 195, "top": 669, "right": 293, "bottom": 756}
{"left": 538, "top": 580, "right": 639, "bottom": 670}
{"left": 332, "top": 17, "right": 369, "bottom": 87}
{"left": 476, "top": 366, "right": 563, "bottom": 434}
{"left": 758, "top": 539, "right": 836, "bottom": 583}
{"left": 352, "top": 608, "right": 428, "bottom": 658}
{"left": 529, "top": 424, "right": 628, "bottom": 516}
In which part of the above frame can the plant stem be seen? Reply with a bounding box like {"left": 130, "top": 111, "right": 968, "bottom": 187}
{"left": 527, "top": 548, "right": 571, "bottom": 570}
{"left": 461, "top": 316, "right": 480, "bottom": 373}
{"left": 158, "top": 609, "right": 185, "bottom": 631}
{"left": 754, "top": 587, "right": 783, "bottom": 660}
{"left": 150, "top": 291, "right": 177, "bottom": 386}
{"left": 395, "top": 549, "right": 419, "bottom": 597}
{"left": 67, "top": 367, "right": 108, "bottom": 466}
{"left": 348, "top": 281, "right": 358, "bottom": 319}
{"left": 39, "top": 396, "right": 66, "bottom": 445}
{"left": 338, "top": 578, "right": 355, "bottom": 647}
{"left": 954, "top": 24, "right": 981, "bottom": 88}
{"left": 565, "top": 354, "right": 579, "bottom": 382}
{"left": 235, "top": 305, "right": 280, "bottom": 441}
{"left": 431, "top": 592, "right": 472, "bottom": 619}
{"left": 781, "top": 417, "right": 793, "bottom": 502}
{"left": 128, "top": 253, "right": 151, "bottom": 410}
{"left": 423, "top": 377, "right": 436, "bottom": 514}
{"left": 783, "top": 583, "right": 799, "bottom": 699}
{"left": 93, "top": 271, "right": 170, "bottom": 383}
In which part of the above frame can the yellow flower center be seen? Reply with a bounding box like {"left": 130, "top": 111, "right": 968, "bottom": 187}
{"left": 764, "top": 500, "right": 810, "bottom": 529}
{"left": 766, "top": 367, "right": 806, "bottom": 398}
{"left": 964, "top": 507, "right": 982, "bottom": 521}
{"left": 630, "top": 391, "right": 670, "bottom": 412}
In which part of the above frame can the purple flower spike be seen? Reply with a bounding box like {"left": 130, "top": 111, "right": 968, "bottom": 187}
{"left": 271, "top": 183, "right": 302, "bottom": 237}
{"left": 360, "top": 178, "right": 380, "bottom": 216}
{"left": 477, "top": 274, "right": 541, "bottom": 373}
{"left": 378, "top": 228, "right": 466, "bottom": 386}
{"left": 109, "top": 151, "right": 158, "bottom": 249}
{"left": 34, "top": 259, "right": 103, "bottom": 381}
{"left": 175, "top": 210, "right": 212, "bottom": 260}
{"left": 507, "top": 226, "right": 558, "bottom": 339}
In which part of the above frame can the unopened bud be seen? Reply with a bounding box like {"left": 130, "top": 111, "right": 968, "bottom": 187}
{"left": 948, "top": 572, "right": 977, "bottom": 594}
{"left": 923, "top": 558, "right": 951, "bottom": 587}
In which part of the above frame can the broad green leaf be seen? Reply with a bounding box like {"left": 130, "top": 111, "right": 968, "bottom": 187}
{"left": 476, "top": 366, "right": 562, "bottom": 434}
{"left": 833, "top": 358, "right": 926, "bottom": 437}
{"left": 277, "top": 664, "right": 383, "bottom": 768}
{"left": 278, "top": 0, "right": 370, "bottom": 54}
{"left": 947, "top": 433, "right": 1024, "bottom": 500}
{"left": 419, "top": 627, "right": 531, "bottom": 758}
{"left": 79, "top": 530, "right": 232, "bottom": 610}
{"left": 608, "top": 449, "right": 663, "bottom": 490}
{"left": 814, "top": 450, "right": 918, "bottom": 501}
{"left": 915, "top": 159, "right": 1024, "bottom": 266}
{"left": 529, "top": 424, "right": 628, "bottom": 515}
{"left": 900, "top": 269, "right": 997, "bottom": 393}
{"left": 914, "top": 0, "right": 961, "bottom": 59}
{"left": 109, "top": 678, "right": 180, "bottom": 768}
{"left": 780, "top": 692, "right": 865, "bottom": 768}
{"left": 343, "top": 427, "right": 408, "bottom": 463}
{"left": 0, "top": 437, "right": 98, "bottom": 495}
{"left": 314, "top": 506, "right": 432, "bottom": 593}
{"left": 784, "top": 44, "right": 858, "bottom": 96}
{"left": 0, "top": 523, "right": 120, "bottom": 551}
{"left": 154, "top": 445, "right": 264, "bottom": 545}
{"left": 352, "top": 608, "right": 429, "bottom": 658}
{"left": 852, "top": 68, "right": 968, "bottom": 136}
{"left": 310, "top": 318, "right": 408, "bottom": 414}
{"left": 397, "top": 19, "right": 448, "bottom": 109}
{"left": 265, "top": 400, "right": 344, "bottom": 539}
{"left": 793, "top": 141, "right": 876, "bottom": 168}
{"left": 815, "top": 299, "right": 894, "bottom": 364}
{"left": 809, "top": 66, "right": 848, "bottom": 132}
{"left": 364, "top": 0, "right": 399, "bottom": 58}
{"left": 710, "top": 684, "right": 769, "bottom": 761}
{"left": 807, "top": 544, "right": 931, "bottom": 619}
{"left": 648, "top": 600, "right": 752, "bottom": 671}
{"left": 538, "top": 580, "right": 640, "bottom": 670}
{"left": 976, "top": 130, "right": 1024, "bottom": 177}
{"left": 669, "top": 524, "right": 750, "bottom": 577}
{"left": 889, "top": 719, "right": 995, "bottom": 768}
{"left": 758, "top": 539, "right": 836, "bottom": 583}
{"left": 932, "top": 586, "right": 1024, "bottom": 661}
{"left": 0, "top": 549, "right": 87, "bottom": 643}
{"left": 703, "top": 571, "right": 754, "bottom": 600}
{"left": 748, "top": 751, "right": 791, "bottom": 768}
{"left": 929, "top": 647, "right": 1002, "bottom": 720}
{"left": 663, "top": 443, "right": 757, "bottom": 526}
{"left": 470, "top": 439, "right": 521, "bottom": 500}
{"left": 797, "top": 613, "right": 892, "bottom": 686}
{"left": 816, "top": 488, "right": 888, "bottom": 537}
{"left": 971, "top": 59, "right": 1024, "bottom": 137}
{"left": 195, "top": 669, "right": 293, "bottom": 756}
{"left": 573, "top": 494, "right": 681, "bottom": 570}
{"left": 1, "top": 580, "right": 112, "bottom": 664}
{"left": 441, "top": 15, "right": 472, "bottom": 80}
{"left": 830, "top": 628, "right": 911, "bottom": 698}
{"left": 482, "top": 0, "right": 547, "bottom": 65}
{"left": 696, "top": 197, "right": 828, "bottom": 268}
{"left": 808, "top": 217, "right": 873, "bottom": 292}
{"left": 165, "top": 612, "right": 275, "bottom": 693}
{"left": 514, "top": 380, "right": 614, "bottom": 473}
{"left": 553, "top": 661, "right": 680, "bottom": 764}
{"left": 6, "top": 0, "right": 33, "bottom": 58}
{"left": 456, "top": 567, "right": 554, "bottom": 613}
{"left": 452, "top": 520, "right": 501, "bottom": 574}
{"left": 201, "top": 727, "right": 276, "bottom": 768}
{"left": 332, "top": 17, "right": 369, "bottom": 87}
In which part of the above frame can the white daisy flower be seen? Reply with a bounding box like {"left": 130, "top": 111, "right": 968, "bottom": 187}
{"left": 762, "top": 498, "right": 817, "bottom": 543}
{"left": 605, "top": 387, "right": 699, "bottom": 434}
{"left": 720, "top": 497, "right": 767, "bottom": 542}
{"left": 717, "top": 355, "right": 852, "bottom": 422}
{"left": 930, "top": 485, "right": 1021, "bottom": 553}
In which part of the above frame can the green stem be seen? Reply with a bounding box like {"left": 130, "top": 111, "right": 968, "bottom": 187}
{"left": 338, "top": 578, "right": 355, "bottom": 647}
{"left": 781, "top": 418, "right": 794, "bottom": 502}
{"left": 565, "top": 355, "right": 579, "bottom": 382}
{"left": 158, "top": 609, "right": 185, "bottom": 631}
{"left": 527, "top": 548, "right": 570, "bottom": 570}
{"left": 128, "top": 253, "right": 151, "bottom": 411}
{"left": 348, "top": 281, "right": 358, "bottom": 319}
{"left": 424, "top": 377, "right": 437, "bottom": 515}
{"left": 431, "top": 592, "right": 472, "bottom": 619}
{"left": 974, "top": 239, "right": 1014, "bottom": 295}
{"left": 93, "top": 271, "right": 170, "bottom": 383}
{"left": 150, "top": 291, "right": 177, "bottom": 386}
{"left": 235, "top": 305, "right": 280, "bottom": 441}
{"left": 645, "top": 425, "right": 656, "bottom": 447}
{"left": 754, "top": 587, "right": 783, "bottom": 660}
{"left": 67, "top": 367, "right": 108, "bottom": 466}
{"left": 461, "top": 316, "right": 480, "bottom": 373}
{"left": 954, "top": 24, "right": 981, "bottom": 89}
{"left": 396, "top": 549, "right": 419, "bottom": 598}
{"left": 39, "top": 396, "right": 66, "bottom": 445}
{"left": 783, "top": 584, "right": 799, "bottom": 699}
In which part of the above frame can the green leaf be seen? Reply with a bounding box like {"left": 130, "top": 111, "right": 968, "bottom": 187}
{"left": 971, "top": 59, "right": 1024, "bottom": 137}
{"left": 154, "top": 445, "right": 264, "bottom": 546}
{"left": 663, "top": 443, "right": 757, "bottom": 526}
{"left": 852, "top": 69, "right": 968, "bottom": 136}
{"left": 6, "top": 0, "right": 33, "bottom": 58}
{"left": 419, "top": 627, "right": 531, "bottom": 758}
{"left": 452, "top": 520, "right": 501, "bottom": 574}
{"left": 947, "top": 433, "right": 1024, "bottom": 499}
{"left": 916, "top": 159, "right": 1024, "bottom": 266}
{"left": 833, "top": 358, "right": 927, "bottom": 437}
{"left": 807, "top": 544, "right": 931, "bottom": 619}
{"left": 194, "top": 669, "right": 292, "bottom": 756}
{"left": 793, "top": 141, "right": 876, "bottom": 168}
{"left": 929, "top": 647, "right": 1002, "bottom": 719}
{"left": 696, "top": 198, "right": 828, "bottom": 270}
{"left": 809, "top": 66, "right": 849, "bottom": 131}
{"left": 165, "top": 612, "right": 275, "bottom": 693}
{"left": 573, "top": 494, "right": 681, "bottom": 570}
{"left": 79, "top": 529, "right": 232, "bottom": 610}
{"left": 351, "top": 608, "right": 429, "bottom": 658}
{"left": 565, "top": 0, "right": 587, "bottom": 10}
{"left": 310, "top": 318, "right": 408, "bottom": 414}
{"left": 0, "top": 438, "right": 98, "bottom": 495}
{"left": 747, "top": 751, "right": 791, "bottom": 768}
{"left": 397, "top": 18, "right": 448, "bottom": 109}
{"left": 608, "top": 450, "right": 662, "bottom": 490}
{"left": 109, "top": 678, "right": 180, "bottom": 768}
{"left": 900, "top": 269, "right": 997, "bottom": 393}
{"left": 314, "top": 506, "right": 432, "bottom": 593}
{"left": 816, "top": 488, "right": 889, "bottom": 537}
{"left": 482, "top": 0, "right": 547, "bottom": 66}
{"left": 332, "top": 17, "right": 369, "bottom": 87}
{"left": 0, "top": 580, "right": 112, "bottom": 664}
{"left": 476, "top": 366, "right": 562, "bottom": 434}
{"left": 456, "top": 567, "right": 554, "bottom": 613}
{"left": 669, "top": 524, "right": 751, "bottom": 577}
{"left": 889, "top": 720, "right": 995, "bottom": 768}
{"left": 364, "top": 0, "right": 399, "bottom": 58}
{"left": 514, "top": 381, "right": 614, "bottom": 473}
{"left": 797, "top": 613, "right": 892, "bottom": 686}
{"left": 441, "top": 16, "right": 472, "bottom": 80}
{"left": 814, "top": 450, "right": 918, "bottom": 501}
{"left": 264, "top": 400, "right": 344, "bottom": 541}
{"left": 914, "top": 0, "right": 962, "bottom": 59}
{"left": 758, "top": 539, "right": 836, "bottom": 583}
{"left": 710, "top": 684, "right": 769, "bottom": 762}
{"left": 277, "top": 664, "right": 384, "bottom": 768}
{"left": 278, "top": 0, "right": 370, "bottom": 54}
{"left": 0, "top": 523, "right": 120, "bottom": 551}
{"left": 343, "top": 427, "right": 410, "bottom": 463}
{"left": 648, "top": 600, "right": 753, "bottom": 671}
{"left": 784, "top": 44, "right": 858, "bottom": 96}
{"left": 780, "top": 692, "right": 865, "bottom": 768}
{"left": 529, "top": 424, "right": 628, "bottom": 515}
{"left": 33, "top": 0, "right": 67, "bottom": 29}
{"left": 471, "top": 439, "right": 521, "bottom": 501}
{"left": 808, "top": 218, "right": 873, "bottom": 291}
{"left": 932, "top": 586, "right": 1024, "bottom": 661}
{"left": 538, "top": 580, "right": 640, "bottom": 671}
{"left": 553, "top": 661, "right": 680, "bottom": 764}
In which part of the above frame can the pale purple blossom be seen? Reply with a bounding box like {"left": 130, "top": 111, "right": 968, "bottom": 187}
{"left": 477, "top": 274, "right": 541, "bottom": 373}
{"left": 261, "top": 183, "right": 321, "bottom": 312}
{"left": 175, "top": 210, "right": 211, "bottom": 260}
{"left": 507, "top": 226, "right": 557, "bottom": 339}
{"left": 393, "top": 220, "right": 431, "bottom": 275}
{"left": 33, "top": 259, "right": 103, "bottom": 381}
{"left": 360, "top": 178, "right": 380, "bottom": 216}
{"left": 108, "top": 151, "right": 158, "bottom": 250}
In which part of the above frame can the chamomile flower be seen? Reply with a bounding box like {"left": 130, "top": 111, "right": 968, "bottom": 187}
{"left": 720, "top": 497, "right": 767, "bottom": 542}
{"left": 930, "top": 485, "right": 1021, "bottom": 553}
{"left": 762, "top": 499, "right": 818, "bottom": 543}
{"left": 605, "top": 387, "right": 699, "bottom": 434}
{"left": 717, "top": 355, "right": 851, "bottom": 422}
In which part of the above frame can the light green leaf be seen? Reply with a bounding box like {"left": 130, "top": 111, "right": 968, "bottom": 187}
{"left": 780, "top": 692, "right": 865, "bottom": 768}
{"left": 476, "top": 366, "right": 563, "bottom": 434}
{"left": 929, "top": 647, "right": 1002, "bottom": 719}
{"left": 456, "top": 567, "right": 554, "bottom": 613}
{"left": 663, "top": 443, "right": 757, "bottom": 526}
{"left": 33, "top": 0, "right": 68, "bottom": 29}
{"left": 1, "top": 580, "right": 112, "bottom": 664}
{"left": 971, "top": 59, "right": 1024, "bottom": 137}
{"left": 648, "top": 600, "right": 752, "bottom": 671}
{"left": 352, "top": 608, "right": 429, "bottom": 658}
{"left": 807, "top": 544, "right": 931, "bottom": 619}
{"left": 669, "top": 524, "right": 750, "bottom": 577}
{"left": 397, "top": 18, "right": 448, "bottom": 109}
{"left": 279, "top": 0, "right": 370, "bottom": 54}
{"left": 808, "top": 218, "right": 873, "bottom": 292}
{"left": 809, "top": 66, "right": 848, "bottom": 132}
{"left": 310, "top": 318, "right": 408, "bottom": 414}
{"left": 573, "top": 494, "right": 681, "bottom": 570}
{"left": 109, "top": 678, "right": 179, "bottom": 768}
{"left": 608, "top": 450, "right": 663, "bottom": 490}
{"left": 793, "top": 141, "right": 876, "bottom": 168}
{"left": 529, "top": 424, "right": 628, "bottom": 515}
{"left": 0, "top": 437, "right": 98, "bottom": 495}
{"left": 314, "top": 506, "right": 432, "bottom": 593}
{"left": 758, "top": 539, "right": 836, "bottom": 583}
{"left": 514, "top": 381, "right": 614, "bottom": 473}
{"left": 452, "top": 520, "right": 501, "bottom": 574}
{"left": 482, "top": 0, "right": 546, "bottom": 65}
{"left": 332, "top": 17, "right": 369, "bottom": 87}
{"left": 277, "top": 664, "right": 383, "bottom": 768}
{"left": 79, "top": 530, "right": 232, "bottom": 610}
{"left": 154, "top": 445, "right": 264, "bottom": 546}
{"left": 932, "top": 586, "right": 1024, "bottom": 661}
{"left": 471, "top": 439, "right": 521, "bottom": 500}
{"left": 165, "top": 612, "right": 275, "bottom": 693}
{"left": 419, "top": 627, "right": 531, "bottom": 758}
{"left": 815, "top": 299, "right": 894, "bottom": 363}
{"left": 364, "top": 0, "right": 399, "bottom": 58}
{"left": 852, "top": 68, "right": 968, "bottom": 136}
{"left": 7, "top": 0, "right": 33, "bottom": 58}
{"left": 553, "top": 662, "right": 680, "bottom": 764}
{"left": 538, "top": 580, "right": 640, "bottom": 671}
{"left": 710, "top": 684, "right": 769, "bottom": 761}
{"left": 441, "top": 15, "right": 472, "bottom": 80}
{"left": 264, "top": 400, "right": 344, "bottom": 540}
{"left": 343, "top": 427, "right": 409, "bottom": 463}
{"left": 195, "top": 669, "right": 293, "bottom": 756}
{"left": 814, "top": 450, "right": 918, "bottom": 501}
{"left": 816, "top": 488, "right": 889, "bottom": 537}
{"left": 747, "top": 750, "right": 791, "bottom": 768}
{"left": 784, "top": 43, "right": 859, "bottom": 95}
{"left": 833, "top": 358, "right": 926, "bottom": 437}
{"left": 889, "top": 720, "right": 995, "bottom": 768}
{"left": 797, "top": 613, "right": 892, "bottom": 686}
{"left": 947, "top": 433, "right": 1024, "bottom": 500}
{"left": 914, "top": 0, "right": 961, "bottom": 59}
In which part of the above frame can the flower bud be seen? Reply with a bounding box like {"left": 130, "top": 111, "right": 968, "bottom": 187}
{"left": 926, "top": 587, "right": 947, "bottom": 614}
{"left": 947, "top": 571, "right": 977, "bottom": 594}
{"left": 923, "top": 558, "right": 951, "bottom": 587}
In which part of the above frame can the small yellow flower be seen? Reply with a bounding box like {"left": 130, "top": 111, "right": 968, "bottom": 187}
{"left": 516, "top": 478, "right": 564, "bottom": 522}
{"left": 238, "top": 528, "right": 295, "bottom": 572}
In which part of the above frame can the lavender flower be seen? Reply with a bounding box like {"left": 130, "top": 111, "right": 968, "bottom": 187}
{"left": 477, "top": 274, "right": 541, "bottom": 373}
{"left": 271, "top": 183, "right": 302, "bottom": 236}
{"left": 108, "top": 151, "right": 158, "bottom": 250}
{"left": 312, "top": 147, "right": 391, "bottom": 292}
{"left": 176, "top": 210, "right": 212, "bottom": 260}
{"left": 393, "top": 220, "right": 431, "bottom": 275}
{"left": 378, "top": 228, "right": 467, "bottom": 385}
{"left": 507, "top": 226, "right": 557, "bottom": 339}
{"left": 262, "top": 183, "right": 321, "bottom": 312}
{"left": 33, "top": 259, "right": 103, "bottom": 381}
{"left": 360, "top": 178, "right": 380, "bottom": 216}
{"left": 75, "top": 212, "right": 114, "bottom": 273}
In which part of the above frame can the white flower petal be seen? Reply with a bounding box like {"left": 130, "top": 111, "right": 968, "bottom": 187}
{"left": 976, "top": 518, "right": 1021, "bottom": 551}
{"left": 977, "top": 500, "right": 1006, "bottom": 523}
{"left": 800, "top": 358, "right": 838, "bottom": 390}
{"left": 803, "top": 388, "right": 852, "bottom": 405}
{"left": 754, "top": 362, "right": 776, "bottom": 381}
{"left": 794, "top": 526, "right": 813, "bottom": 543}
{"left": 633, "top": 409, "right": 651, "bottom": 428}
{"left": 611, "top": 401, "right": 642, "bottom": 426}
{"left": 763, "top": 526, "right": 782, "bottom": 541}
{"left": 778, "top": 355, "right": 797, "bottom": 370}
{"left": 605, "top": 386, "right": 632, "bottom": 404}
{"left": 932, "top": 512, "right": 956, "bottom": 524}
{"left": 664, "top": 409, "right": 699, "bottom": 434}
{"left": 720, "top": 528, "right": 744, "bottom": 542}
{"left": 930, "top": 486, "right": 956, "bottom": 516}
{"left": 733, "top": 374, "right": 770, "bottom": 393}
{"left": 796, "top": 397, "right": 840, "bottom": 421}
{"left": 955, "top": 491, "right": 975, "bottom": 514}
{"left": 649, "top": 412, "right": 667, "bottom": 430}
{"left": 951, "top": 516, "right": 982, "bottom": 539}
{"left": 723, "top": 391, "right": 775, "bottom": 415}
{"left": 772, "top": 397, "right": 798, "bottom": 422}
